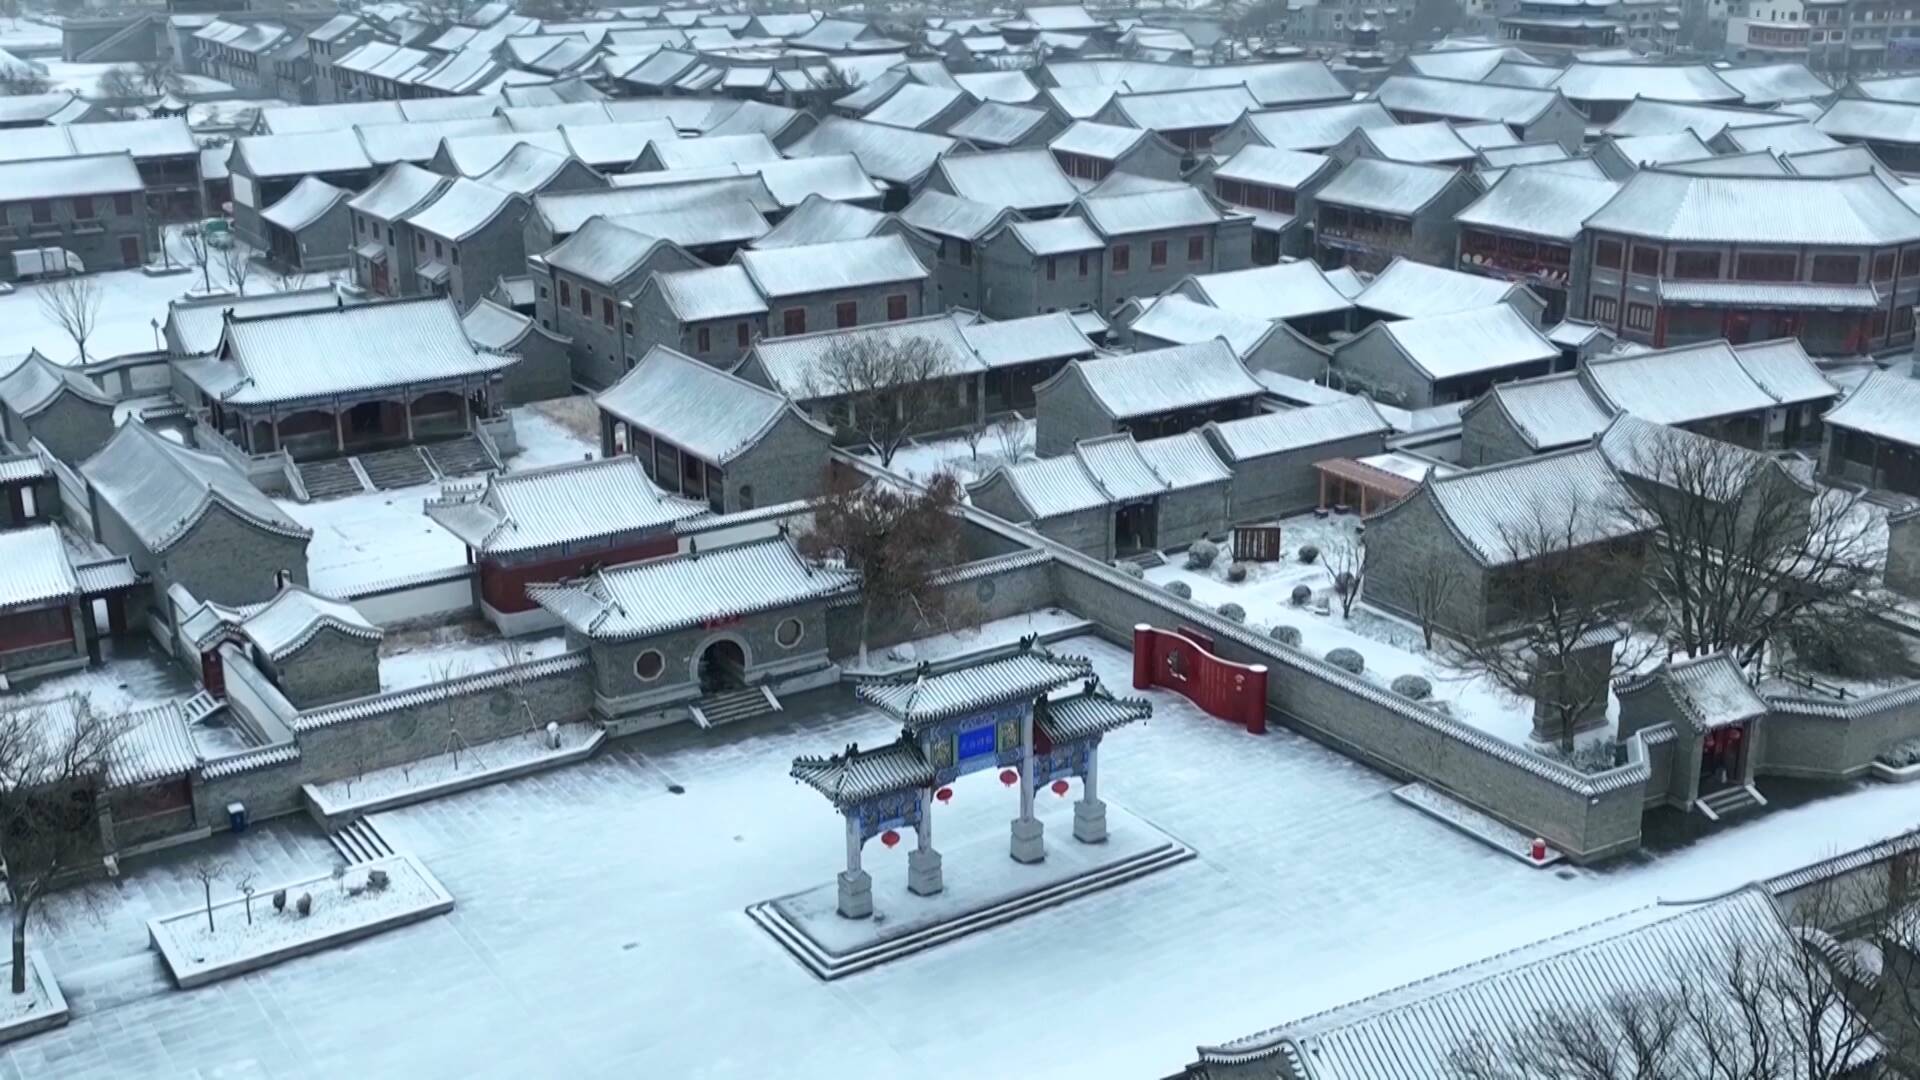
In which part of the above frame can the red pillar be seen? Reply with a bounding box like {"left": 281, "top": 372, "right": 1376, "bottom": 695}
{"left": 1244, "top": 664, "right": 1268, "bottom": 735}
{"left": 1132, "top": 624, "right": 1152, "bottom": 690}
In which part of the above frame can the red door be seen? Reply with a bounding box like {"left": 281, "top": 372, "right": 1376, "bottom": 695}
{"left": 118, "top": 236, "right": 141, "bottom": 267}
{"left": 201, "top": 648, "right": 226, "bottom": 699}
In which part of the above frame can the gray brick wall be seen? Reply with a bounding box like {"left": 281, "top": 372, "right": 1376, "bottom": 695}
{"left": 261, "top": 626, "right": 380, "bottom": 708}
{"left": 1330, "top": 329, "right": 1429, "bottom": 408}
{"left": 1155, "top": 482, "right": 1230, "bottom": 551}
{"left": 1212, "top": 432, "right": 1389, "bottom": 524}
{"left": 438, "top": 203, "right": 529, "bottom": 313}
{"left": 1458, "top": 396, "right": 1539, "bottom": 466}
{"left": 763, "top": 279, "right": 928, "bottom": 337}
{"left": 496, "top": 326, "right": 574, "bottom": 405}
{"left": 6, "top": 394, "right": 114, "bottom": 465}
{"left": 1887, "top": 515, "right": 1920, "bottom": 597}
{"left": 149, "top": 506, "right": 310, "bottom": 608}
{"left": 979, "top": 232, "right": 1103, "bottom": 318}
{"left": 0, "top": 191, "right": 150, "bottom": 281}
{"left": 1034, "top": 369, "right": 1117, "bottom": 457}
{"left": 723, "top": 409, "right": 832, "bottom": 510}
{"left": 1362, "top": 491, "right": 1491, "bottom": 639}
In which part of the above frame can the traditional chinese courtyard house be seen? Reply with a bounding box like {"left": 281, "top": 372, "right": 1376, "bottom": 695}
{"left": 1454, "top": 165, "right": 1622, "bottom": 323}
{"left": 427, "top": 455, "right": 708, "bottom": 633}
{"left": 1328, "top": 303, "right": 1559, "bottom": 408}
{"left": 1616, "top": 652, "right": 1769, "bottom": 817}
{"left": 83, "top": 422, "right": 311, "bottom": 608}
{"left": 1201, "top": 397, "right": 1394, "bottom": 523}
{"left": 174, "top": 297, "right": 518, "bottom": 463}
{"left": 1822, "top": 369, "right": 1920, "bottom": 496}
{"left": 597, "top": 345, "right": 833, "bottom": 514}
{"left": 529, "top": 535, "right": 857, "bottom": 724}
{"left": 791, "top": 646, "right": 1149, "bottom": 916}
{"left": 228, "top": 584, "right": 382, "bottom": 709}
{"left": 1034, "top": 340, "right": 1265, "bottom": 456}
{"left": 1312, "top": 158, "right": 1481, "bottom": 274}
{"left": 0, "top": 349, "right": 115, "bottom": 466}
{"left": 969, "top": 430, "right": 1231, "bottom": 559}
{"left": 0, "top": 524, "right": 87, "bottom": 677}
{"left": 0, "top": 452, "right": 53, "bottom": 528}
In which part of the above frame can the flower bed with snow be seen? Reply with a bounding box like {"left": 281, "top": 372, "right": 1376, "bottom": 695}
{"left": 303, "top": 724, "right": 603, "bottom": 829}
{"left": 148, "top": 854, "right": 452, "bottom": 989}
{"left": 0, "top": 953, "right": 69, "bottom": 1044}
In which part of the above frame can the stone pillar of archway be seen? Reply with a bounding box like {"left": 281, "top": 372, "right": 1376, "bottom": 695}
{"left": 838, "top": 814, "right": 872, "bottom": 919}
{"left": 908, "top": 788, "right": 942, "bottom": 896}
{"left": 1011, "top": 705, "right": 1044, "bottom": 864}
{"left": 1074, "top": 744, "right": 1107, "bottom": 844}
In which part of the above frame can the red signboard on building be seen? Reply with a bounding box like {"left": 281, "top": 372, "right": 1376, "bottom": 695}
{"left": 1131, "top": 624, "right": 1268, "bottom": 734}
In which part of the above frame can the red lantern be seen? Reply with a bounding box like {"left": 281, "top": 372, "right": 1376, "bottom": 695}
{"left": 935, "top": 787, "right": 953, "bottom": 804}
{"left": 881, "top": 829, "right": 900, "bottom": 848}
{"left": 999, "top": 768, "right": 1018, "bottom": 786}
{"left": 1051, "top": 779, "right": 1070, "bottom": 797}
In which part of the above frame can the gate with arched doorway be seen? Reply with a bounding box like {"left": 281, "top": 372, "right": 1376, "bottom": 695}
{"left": 697, "top": 638, "right": 747, "bottom": 694}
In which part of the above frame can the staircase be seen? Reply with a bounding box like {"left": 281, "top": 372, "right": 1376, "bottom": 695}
{"left": 297, "top": 457, "right": 368, "bottom": 500}
{"left": 423, "top": 434, "right": 500, "bottom": 478}
{"left": 358, "top": 446, "right": 435, "bottom": 490}
{"left": 1694, "top": 784, "right": 1767, "bottom": 822}
{"left": 1122, "top": 551, "right": 1167, "bottom": 571}
{"left": 328, "top": 817, "right": 395, "bottom": 865}
{"left": 181, "top": 690, "right": 220, "bottom": 725}
{"left": 690, "top": 686, "right": 781, "bottom": 730}
{"left": 75, "top": 14, "right": 156, "bottom": 63}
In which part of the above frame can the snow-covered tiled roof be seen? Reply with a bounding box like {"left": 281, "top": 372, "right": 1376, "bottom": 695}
{"left": 1586, "top": 170, "right": 1920, "bottom": 245}
{"left": 960, "top": 313, "right": 1096, "bottom": 369}
{"left": 1209, "top": 145, "right": 1332, "bottom": 190}
{"left": 1006, "top": 215, "right": 1103, "bottom": 255}
{"left": 234, "top": 130, "right": 372, "bottom": 178}
{"left": 650, "top": 264, "right": 767, "bottom": 323}
{"left": 1103, "top": 85, "right": 1260, "bottom": 133}
{"left": 645, "top": 132, "right": 780, "bottom": 170}
{"left": 240, "top": 585, "right": 380, "bottom": 661}
{"left": 408, "top": 176, "right": 519, "bottom": 241}
{"left": 597, "top": 345, "right": 800, "bottom": 464}
{"left": 1049, "top": 119, "right": 1147, "bottom": 160}
{"left": 180, "top": 298, "right": 513, "bottom": 406}
{"left": 1555, "top": 62, "right": 1738, "bottom": 105}
{"left": 1074, "top": 186, "right": 1226, "bottom": 236}
{"left": 1721, "top": 120, "right": 1841, "bottom": 157}
{"left": 858, "top": 649, "right": 1094, "bottom": 728}
{"left": 1823, "top": 369, "right": 1920, "bottom": 447}
{"left": 1128, "top": 295, "right": 1278, "bottom": 357}
{"left": 1817, "top": 96, "right": 1920, "bottom": 146}
{"left": 900, "top": 189, "right": 1011, "bottom": 241}
{"left": 1456, "top": 167, "right": 1620, "bottom": 242}
{"left": 1479, "top": 372, "right": 1613, "bottom": 451}
{"left": 427, "top": 455, "right": 704, "bottom": 556}
{"left": 1617, "top": 652, "right": 1766, "bottom": 732}
{"left": 1357, "top": 259, "right": 1532, "bottom": 320}
{"left": 1411, "top": 445, "right": 1640, "bottom": 566}
{"left": 1055, "top": 339, "right": 1263, "bottom": 420}
{"left": 1180, "top": 262, "right": 1352, "bottom": 323}
{"left": 529, "top": 536, "right": 855, "bottom": 640}
{"left": 932, "top": 148, "right": 1078, "bottom": 213}
{"left": 751, "top": 195, "right": 888, "bottom": 249}
{"left": 0, "top": 524, "right": 77, "bottom": 611}
{"left": 0, "top": 453, "right": 47, "bottom": 486}
{"left": 1196, "top": 889, "right": 1855, "bottom": 1076}
{"left": 1600, "top": 97, "right": 1784, "bottom": 140}
{"left": 1477, "top": 142, "right": 1569, "bottom": 169}
{"left": 1363, "top": 304, "right": 1556, "bottom": 381}
{"left": 1373, "top": 74, "right": 1562, "bottom": 125}
{"left": 260, "top": 176, "right": 348, "bottom": 232}
{"left": 1038, "top": 688, "right": 1151, "bottom": 743}
{"left": 0, "top": 350, "right": 111, "bottom": 418}
{"left": 540, "top": 216, "right": 667, "bottom": 283}
{"left": 165, "top": 289, "right": 344, "bottom": 357}
{"left": 791, "top": 736, "right": 935, "bottom": 810}
{"left": 735, "top": 234, "right": 927, "bottom": 298}
{"left": 1237, "top": 101, "right": 1399, "bottom": 151}
{"left": 1203, "top": 397, "right": 1391, "bottom": 461}
{"left": 1315, "top": 157, "right": 1464, "bottom": 216}
{"left": 460, "top": 298, "right": 538, "bottom": 352}
{"left": 1731, "top": 339, "right": 1837, "bottom": 406}
{"left": 0, "top": 153, "right": 143, "bottom": 203}
{"left": 1716, "top": 63, "right": 1834, "bottom": 107}
{"left": 749, "top": 313, "right": 980, "bottom": 399}
{"left": 776, "top": 120, "right": 946, "bottom": 191}
{"left": 1583, "top": 341, "right": 1780, "bottom": 424}
{"left": 347, "top": 162, "right": 449, "bottom": 221}
{"left": 1137, "top": 430, "right": 1232, "bottom": 491}
{"left": 1402, "top": 46, "right": 1540, "bottom": 82}
{"left": 954, "top": 69, "right": 1040, "bottom": 104}
{"left": 474, "top": 143, "right": 577, "bottom": 196}
{"left": 82, "top": 422, "right": 309, "bottom": 553}
{"left": 536, "top": 180, "right": 779, "bottom": 237}
{"left": 1354, "top": 120, "right": 1476, "bottom": 164}
{"left": 863, "top": 84, "right": 970, "bottom": 131}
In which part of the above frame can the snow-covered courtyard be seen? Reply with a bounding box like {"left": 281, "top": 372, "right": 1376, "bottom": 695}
{"left": 10, "top": 635, "right": 1920, "bottom": 1079}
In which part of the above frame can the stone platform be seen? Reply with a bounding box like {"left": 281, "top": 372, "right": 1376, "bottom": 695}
{"left": 747, "top": 799, "right": 1196, "bottom": 980}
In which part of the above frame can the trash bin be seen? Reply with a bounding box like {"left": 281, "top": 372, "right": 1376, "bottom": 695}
{"left": 227, "top": 801, "right": 248, "bottom": 833}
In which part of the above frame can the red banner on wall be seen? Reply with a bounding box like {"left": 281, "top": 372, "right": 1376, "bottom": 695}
{"left": 1132, "top": 624, "right": 1268, "bottom": 734}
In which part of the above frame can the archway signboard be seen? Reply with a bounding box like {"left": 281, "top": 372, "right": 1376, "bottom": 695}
{"left": 1131, "top": 624, "right": 1268, "bottom": 734}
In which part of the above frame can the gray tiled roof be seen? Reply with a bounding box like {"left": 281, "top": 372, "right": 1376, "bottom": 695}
{"left": 1366, "top": 304, "right": 1556, "bottom": 381}
{"left": 735, "top": 234, "right": 927, "bottom": 298}
{"left": 1411, "top": 446, "right": 1639, "bottom": 566}
{"left": 1616, "top": 652, "right": 1766, "bottom": 732}
{"left": 0, "top": 350, "right": 111, "bottom": 418}
{"left": 1315, "top": 157, "right": 1464, "bottom": 216}
{"left": 347, "top": 162, "right": 449, "bottom": 221}
{"left": 240, "top": 585, "right": 380, "bottom": 661}
{"left": 1479, "top": 372, "right": 1613, "bottom": 451}
{"left": 858, "top": 650, "right": 1093, "bottom": 727}
{"left": 0, "top": 524, "right": 77, "bottom": 611}
{"left": 81, "top": 422, "right": 309, "bottom": 554}
{"left": 791, "top": 737, "right": 935, "bottom": 809}
{"left": 1456, "top": 167, "right": 1620, "bottom": 242}
{"left": 750, "top": 194, "right": 888, "bottom": 249}
{"left": 596, "top": 345, "right": 798, "bottom": 463}
{"left": 786, "top": 116, "right": 957, "bottom": 185}
{"left": 1183, "top": 262, "right": 1353, "bottom": 322}
{"left": 1823, "top": 369, "right": 1920, "bottom": 447}
{"left": 1585, "top": 170, "right": 1920, "bottom": 245}
{"left": 260, "top": 176, "right": 348, "bottom": 232}
{"left": 426, "top": 455, "right": 705, "bottom": 555}
{"left": 1204, "top": 398, "right": 1391, "bottom": 461}
{"left": 1583, "top": 341, "right": 1779, "bottom": 424}
{"left": 932, "top": 148, "right": 1079, "bottom": 213}
{"left": 1357, "top": 259, "right": 1532, "bottom": 319}
{"left": 1037, "top": 689, "right": 1151, "bottom": 743}
{"left": 1059, "top": 339, "right": 1262, "bottom": 419}
{"left": 529, "top": 536, "right": 855, "bottom": 640}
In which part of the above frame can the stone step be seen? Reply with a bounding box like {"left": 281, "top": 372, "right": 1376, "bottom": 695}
{"left": 327, "top": 818, "right": 396, "bottom": 865}
{"left": 297, "top": 457, "right": 367, "bottom": 501}
{"left": 694, "top": 687, "right": 778, "bottom": 729}
{"left": 1696, "top": 784, "right": 1764, "bottom": 820}
{"left": 424, "top": 435, "right": 498, "bottom": 478}
{"left": 356, "top": 447, "right": 435, "bottom": 491}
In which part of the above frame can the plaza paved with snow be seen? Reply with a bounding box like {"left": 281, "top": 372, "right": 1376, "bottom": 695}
{"left": 8, "top": 636, "right": 1920, "bottom": 1079}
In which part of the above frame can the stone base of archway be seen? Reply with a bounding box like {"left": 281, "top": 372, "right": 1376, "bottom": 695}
{"left": 746, "top": 799, "right": 1196, "bottom": 981}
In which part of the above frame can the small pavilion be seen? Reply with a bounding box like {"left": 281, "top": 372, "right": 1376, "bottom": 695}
{"left": 792, "top": 642, "right": 1150, "bottom": 919}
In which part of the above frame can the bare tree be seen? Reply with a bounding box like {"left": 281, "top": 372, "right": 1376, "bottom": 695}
{"left": 235, "top": 872, "right": 257, "bottom": 926}
{"left": 95, "top": 65, "right": 146, "bottom": 107}
{"left": 1441, "top": 502, "right": 1652, "bottom": 753}
{"left": 991, "top": 412, "right": 1029, "bottom": 464}
{"left": 36, "top": 274, "right": 101, "bottom": 364}
{"left": 802, "top": 334, "right": 957, "bottom": 468}
{"left": 798, "top": 472, "right": 972, "bottom": 665}
{"left": 1410, "top": 552, "right": 1462, "bottom": 651}
{"left": 190, "top": 860, "right": 227, "bottom": 933}
{"left": 1324, "top": 536, "right": 1365, "bottom": 620}
{"left": 266, "top": 264, "right": 311, "bottom": 294}
{"left": 180, "top": 223, "right": 214, "bottom": 293}
{"left": 1609, "top": 423, "right": 1881, "bottom": 673}
{"left": 492, "top": 639, "right": 541, "bottom": 741}
{"left": 218, "top": 243, "right": 254, "bottom": 296}
{"left": 0, "top": 699, "right": 124, "bottom": 994}
{"left": 135, "top": 57, "right": 180, "bottom": 97}
{"left": 0, "top": 69, "right": 50, "bottom": 96}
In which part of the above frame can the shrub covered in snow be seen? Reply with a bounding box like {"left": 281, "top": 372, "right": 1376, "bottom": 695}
{"left": 296, "top": 893, "right": 312, "bottom": 917}
{"left": 1290, "top": 585, "right": 1311, "bottom": 606}
{"left": 1326, "top": 647, "right": 1364, "bottom": 674}
{"left": 1226, "top": 562, "right": 1250, "bottom": 583}
{"left": 1879, "top": 737, "right": 1920, "bottom": 768}
{"left": 1164, "top": 580, "right": 1192, "bottom": 600}
{"left": 1114, "top": 560, "right": 1145, "bottom": 579}
{"left": 1335, "top": 571, "right": 1357, "bottom": 596}
{"left": 272, "top": 889, "right": 286, "bottom": 913}
{"left": 1390, "top": 674, "right": 1432, "bottom": 700}
{"left": 1537, "top": 740, "right": 1621, "bottom": 774}
{"left": 1268, "top": 624, "right": 1301, "bottom": 647}
{"left": 1299, "top": 545, "right": 1319, "bottom": 564}
{"left": 1185, "top": 540, "right": 1219, "bottom": 570}
{"left": 1216, "top": 602, "right": 1246, "bottom": 623}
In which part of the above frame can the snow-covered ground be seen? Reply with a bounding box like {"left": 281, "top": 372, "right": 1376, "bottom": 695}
{"left": 280, "top": 480, "right": 462, "bottom": 595}
{"left": 311, "top": 723, "right": 595, "bottom": 806}
{"left": 18, "top": 634, "right": 1920, "bottom": 1079}
{"left": 379, "top": 627, "right": 571, "bottom": 692}
{"left": 507, "top": 399, "right": 599, "bottom": 470}
{"left": 0, "top": 227, "right": 333, "bottom": 363}
{"left": 861, "top": 417, "right": 1035, "bottom": 485}
{"left": 0, "top": 18, "right": 61, "bottom": 51}
{"left": 150, "top": 857, "right": 440, "bottom": 973}
{"left": 852, "top": 608, "right": 1091, "bottom": 675}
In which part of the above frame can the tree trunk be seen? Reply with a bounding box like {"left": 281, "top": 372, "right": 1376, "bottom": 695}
{"left": 10, "top": 910, "right": 25, "bottom": 994}
{"left": 857, "top": 602, "right": 871, "bottom": 667}
{"left": 203, "top": 881, "right": 214, "bottom": 933}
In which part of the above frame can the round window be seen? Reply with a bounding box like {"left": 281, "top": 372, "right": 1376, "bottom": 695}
{"left": 634, "top": 649, "right": 665, "bottom": 680}
{"left": 775, "top": 618, "right": 804, "bottom": 648}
